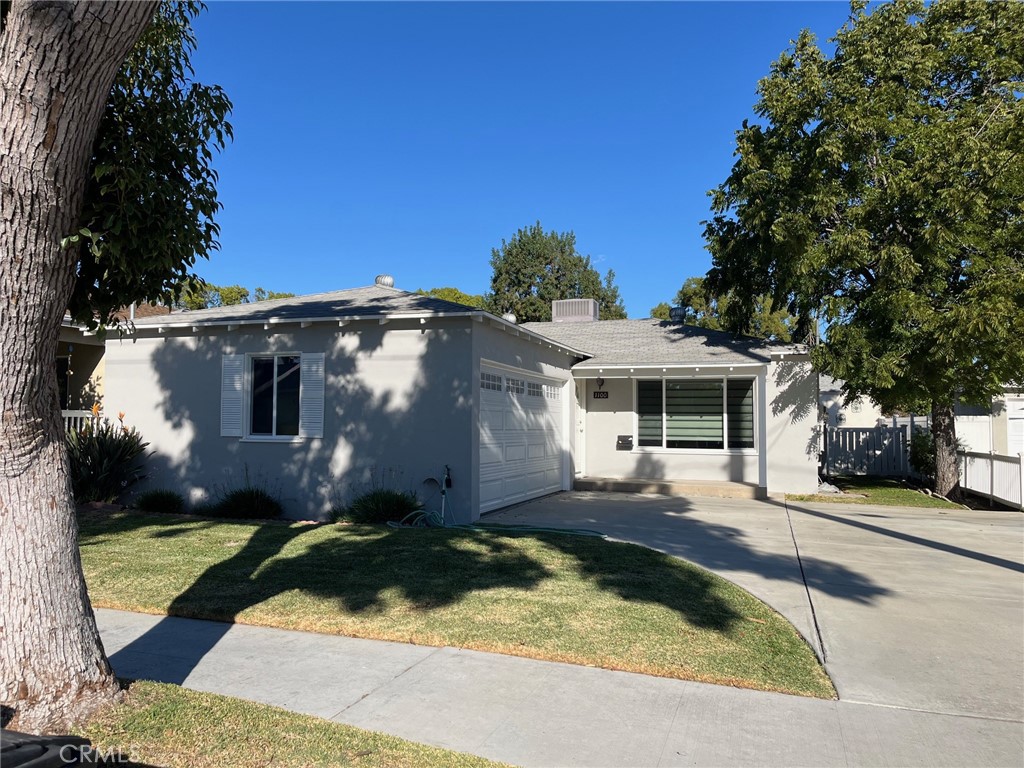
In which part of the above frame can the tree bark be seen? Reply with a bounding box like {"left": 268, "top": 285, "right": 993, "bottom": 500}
{"left": 0, "top": 0, "right": 157, "bottom": 731}
{"left": 931, "top": 400, "right": 961, "bottom": 501}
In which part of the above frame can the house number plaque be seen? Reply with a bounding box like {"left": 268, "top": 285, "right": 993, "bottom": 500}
{"left": 593, "top": 391, "right": 609, "bottom": 399}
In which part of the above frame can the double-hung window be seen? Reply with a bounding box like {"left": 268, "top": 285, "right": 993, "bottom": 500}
{"left": 637, "top": 377, "right": 755, "bottom": 450}
{"left": 220, "top": 352, "right": 325, "bottom": 440}
{"left": 250, "top": 355, "right": 301, "bottom": 436}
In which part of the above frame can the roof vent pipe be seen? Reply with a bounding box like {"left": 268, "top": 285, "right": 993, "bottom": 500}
{"left": 502, "top": 312, "right": 517, "bottom": 324}
{"left": 375, "top": 274, "right": 395, "bottom": 287}
{"left": 668, "top": 306, "right": 687, "bottom": 322}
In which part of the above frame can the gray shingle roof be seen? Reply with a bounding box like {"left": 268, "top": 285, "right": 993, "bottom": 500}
{"left": 523, "top": 319, "right": 798, "bottom": 366}
{"left": 131, "top": 285, "right": 478, "bottom": 326}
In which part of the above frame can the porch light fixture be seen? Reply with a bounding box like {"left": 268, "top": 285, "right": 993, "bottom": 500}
{"left": 596, "top": 377, "right": 605, "bottom": 390}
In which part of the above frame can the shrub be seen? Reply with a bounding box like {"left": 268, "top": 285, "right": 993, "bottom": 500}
{"left": 196, "top": 468, "right": 284, "bottom": 519}
{"left": 67, "top": 410, "right": 148, "bottom": 504}
{"left": 908, "top": 429, "right": 936, "bottom": 481}
{"left": 336, "top": 488, "right": 421, "bottom": 524}
{"left": 134, "top": 489, "right": 186, "bottom": 515}
{"left": 211, "top": 487, "right": 283, "bottom": 519}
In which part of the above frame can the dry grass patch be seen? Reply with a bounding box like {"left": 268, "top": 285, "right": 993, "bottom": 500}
{"left": 80, "top": 511, "right": 834, "bottom": 698}
{"left": 76, "top": 681, "right": 505, "bottom": 768}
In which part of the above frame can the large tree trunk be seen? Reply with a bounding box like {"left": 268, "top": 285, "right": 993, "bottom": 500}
{"left": 0, "top": 1, "right": 156, "bottom": 732}
{"left": 931, "top": 400, "right": 961, "bottom": 501}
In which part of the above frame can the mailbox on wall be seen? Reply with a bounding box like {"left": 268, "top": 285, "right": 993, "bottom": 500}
{"left": 616, "top": 435, "right": 633, "bottom": 451}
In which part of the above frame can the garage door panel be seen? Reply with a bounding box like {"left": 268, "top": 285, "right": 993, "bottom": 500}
{"left": 505, "top": 443, "right": 527, "bottom": 462}
{"left": 479, "top": 365, "right": 565, "bottom": 514}
{"left": 480, "top": 438, "right": 503, "bottom": 466}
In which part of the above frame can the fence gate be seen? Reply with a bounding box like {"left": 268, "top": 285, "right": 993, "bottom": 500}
{"left": 824, "top": 426, "right": 909, "bottom": 477}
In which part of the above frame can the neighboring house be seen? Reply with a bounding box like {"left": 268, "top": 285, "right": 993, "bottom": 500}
{"left": 57, "top": 303, "right": 170, "bottom": 424}
{"left": 818, "top": 375, "right": 884, "bottom": 428}
{"left": 954, "top": 390, "right": 1024, "bottom": 455}
{"left": 102, "top": 280, "right": 820, "bottom": 521}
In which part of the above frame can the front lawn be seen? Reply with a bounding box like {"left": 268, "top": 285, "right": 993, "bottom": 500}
{"left": 788, "top": 475, "right": 962, "bottom": 509}
{"left": 79, "top": 510, "right": 834, "bottom": 698}
{"left": 76, "top": 681, "right": 504, "bottom": 768}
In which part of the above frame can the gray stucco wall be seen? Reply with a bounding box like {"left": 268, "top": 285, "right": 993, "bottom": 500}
{"left": 765, "top": 358, "right": 820, "bottom": 495}
{"left": 104, "top": 318, "right": 475, "bottom": 521}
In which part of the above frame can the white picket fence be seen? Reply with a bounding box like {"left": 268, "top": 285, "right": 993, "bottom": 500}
{"left": 823, "top": 426, "right": 910, "bottom": 477}
{"left": 959, "top": 450, "right": 1024, "bottom": 511}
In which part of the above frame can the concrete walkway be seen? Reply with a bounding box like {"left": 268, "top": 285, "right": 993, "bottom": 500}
{"left": 97, "top": 492, "right": 1024, "bottom": 767}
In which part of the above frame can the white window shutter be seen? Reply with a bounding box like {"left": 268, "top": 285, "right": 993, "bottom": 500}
{"left": 300, "top": 353, "right": 325, "bottom": 438}
{"left": 221, "top": 355, "right": 245, "bottom": 437}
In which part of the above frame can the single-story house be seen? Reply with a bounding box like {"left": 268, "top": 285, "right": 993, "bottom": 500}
{"left": 102, "top": 279, "right": 820, "bottom": 521}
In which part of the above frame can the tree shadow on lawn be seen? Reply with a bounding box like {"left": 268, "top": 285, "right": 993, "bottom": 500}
{"left": 103, "top": 514, "right": 747, "bottom": 685}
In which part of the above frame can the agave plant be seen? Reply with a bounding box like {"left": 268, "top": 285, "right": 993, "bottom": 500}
{"left": 66, "top": 410, "right": 149, "bottom": 504}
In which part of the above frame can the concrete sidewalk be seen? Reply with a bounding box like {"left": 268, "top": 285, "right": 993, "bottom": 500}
{"left": 98, "top": 608, "right": 1022, "bottom": 767}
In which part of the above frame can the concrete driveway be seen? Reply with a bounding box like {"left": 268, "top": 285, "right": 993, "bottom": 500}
{"left": 488, "top": 491, "right": 1024, "bottom": 722}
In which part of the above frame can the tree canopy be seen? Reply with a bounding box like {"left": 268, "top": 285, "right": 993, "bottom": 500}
{"left": 663, "top": 277, "right": 795, "bottom": 342}
{"left": 415, "top": 286, "right": 486, "bottom": 309}
{"left": 704, "top": 0, "right": 1024, "bottom": 494}
{"left": 486, "top": 222, "right": 627, "bottom": 322}
{"left": 68, "top": 1, "right": 232, "bottom": 327}
{"left": 178, "top": 282, "right": 296, "bottom": 310}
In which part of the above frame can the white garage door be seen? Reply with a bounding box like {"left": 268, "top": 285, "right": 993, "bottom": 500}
{"left": 1007, "top": 398, "right": 1024, "bottom": 456}
{"left": 479, "top": 365, "right": 565, "bottom": 513}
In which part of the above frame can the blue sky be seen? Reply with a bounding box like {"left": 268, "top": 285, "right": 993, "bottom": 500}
{"left": 189, "top": 1, "right": 854, "bottom": 317}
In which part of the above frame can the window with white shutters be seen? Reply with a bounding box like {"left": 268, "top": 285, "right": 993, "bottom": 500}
{"left": 220, "top": 352, "right": 324, "bottom": 440}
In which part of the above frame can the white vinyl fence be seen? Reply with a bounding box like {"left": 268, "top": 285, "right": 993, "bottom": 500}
{"left": 823, "top": 426, "right": 910, "bottom": 477}
{"left": 959, "top": 451, "right": 1024, "bottom": 510}
{"left": 824, "top": 423, "right": 1023, "bottom": 510}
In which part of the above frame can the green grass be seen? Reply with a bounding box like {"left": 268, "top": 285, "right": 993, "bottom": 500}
{"left": 76, "top": 681, "right": 505, "bottom": 768}
{"left": 79, "top": 510, "right": 835, "bottom": 698}
{"left": 788, "top": 475, "right": 962, "bottom": 509}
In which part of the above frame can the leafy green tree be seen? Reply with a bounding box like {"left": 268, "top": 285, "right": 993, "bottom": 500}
{"left": 69, "top": 1, "right": 232, "bottom": 326}
{"left": 486, "top": 221, "right": 627, "bottom": 322}
{"left": 666, "top": 277, "right": 794, "bottom": 342}
{"left": 254, "top": 287, "right": 296, "bottom": 302}
{"left": 179, "top": 283, "right": 295, "bottom": 309}
{"left": 650, "top": 302, "right": 672, "bottom": 320}
{"left": 415, "top": 286, "right": 486, "bottom": 309}
{"left": 704, "top": 0, "right": 1024, "bottom": 498}
{"left": 0, "top": 1, "right": 230, "bottom": 728}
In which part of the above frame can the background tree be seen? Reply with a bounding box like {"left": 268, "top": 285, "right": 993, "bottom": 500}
{"left": 178, "top": 282, "right": 295, "bottom": 310}
{"left": 664, "top": 277, "right": 795, "bottom": 341}
{"left": 253, "top": 286, "right": 296, "bottom": 303}
{"left": 1, "top": 1, "right": 230, "bottom": 729}
{"left": 649, "top": 302, "right": 672, "bottom": 320}
{"left": 486, "top": 221, "right": 627, "bottom": 322}
{"left": 415, "top": 286, "right": 487, "bottom": 309}
{"left": 704, "top": 0, "right": 1024, "bottom": 498}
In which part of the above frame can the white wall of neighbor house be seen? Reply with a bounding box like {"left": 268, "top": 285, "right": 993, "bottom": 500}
{"left": 765, "top": 357, "right": 820, "bottom": 494}
{"left": 820, "top": 388, "right": 884, "bottom": 428}
{"left": 104, "top": 318, "right": 476, "bottom": 521}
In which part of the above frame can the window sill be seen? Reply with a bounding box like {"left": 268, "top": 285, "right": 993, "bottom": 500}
{"left": 240, "top": 436, "right": 307, "bottom": 444}
{"left": 631, "top": 447, "right": 757, "bottom": 456}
